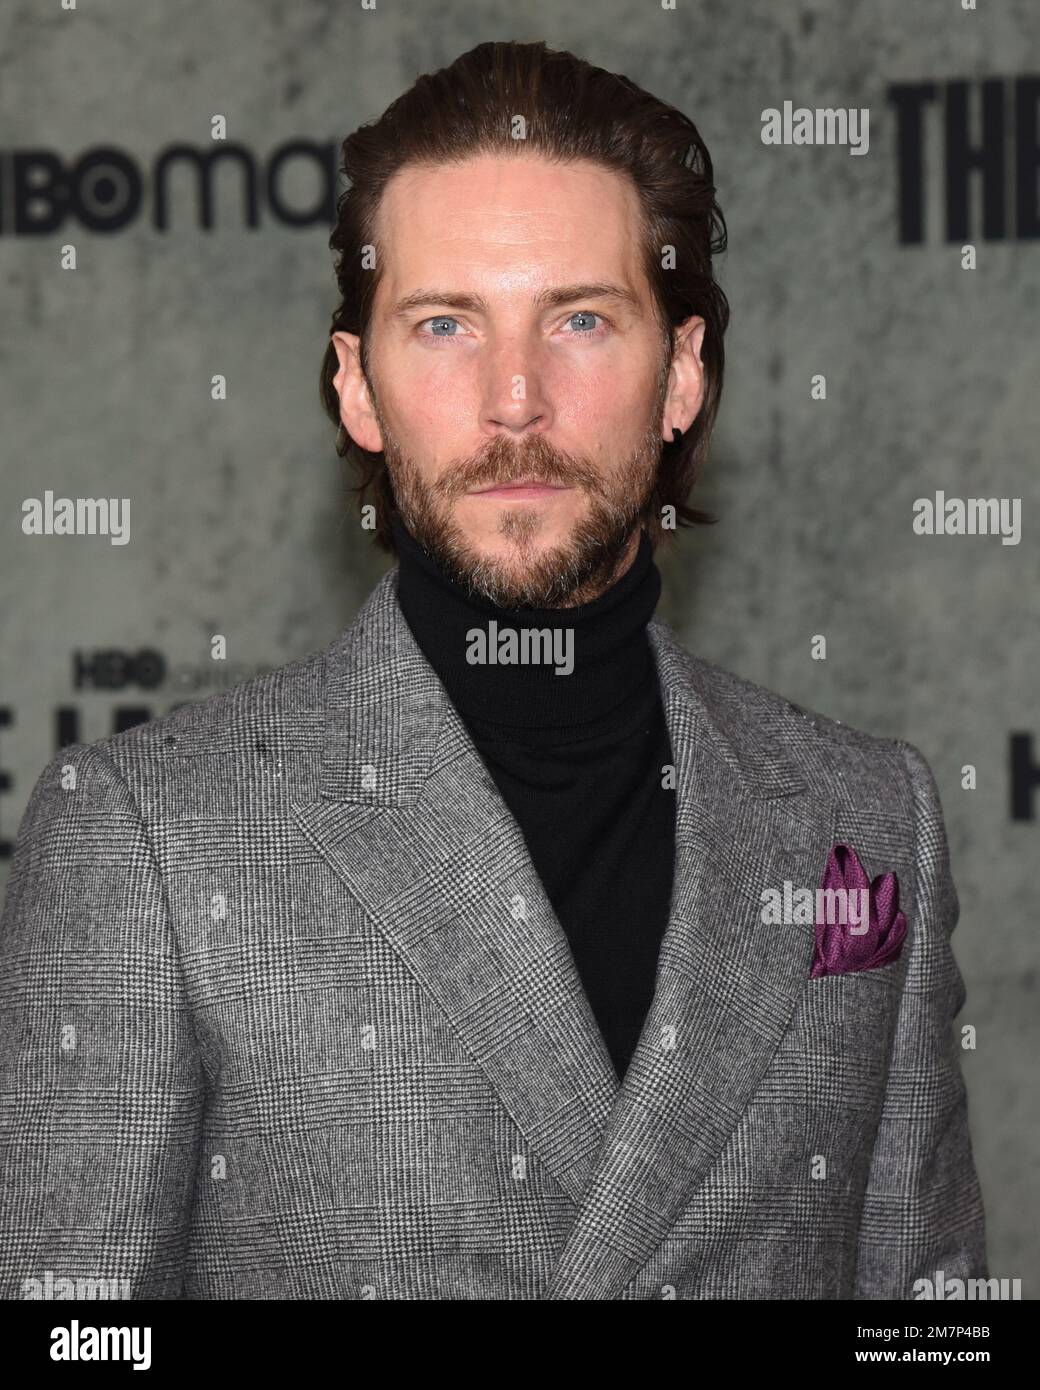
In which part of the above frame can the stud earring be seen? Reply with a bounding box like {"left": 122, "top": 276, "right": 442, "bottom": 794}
{"left": 671, "top": 426, "right": 684, "bottom": 446}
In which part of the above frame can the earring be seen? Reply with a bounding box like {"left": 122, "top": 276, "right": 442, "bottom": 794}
{"left": 671, "top": 426, "right": 684, "bottom": 446}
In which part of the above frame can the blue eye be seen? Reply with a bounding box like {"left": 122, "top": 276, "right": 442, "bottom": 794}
{"left": 566, "top": 311, "right": 603, "bottom": 333}
{"left": 416, "top": 311, "right": 608, "bottom": 344}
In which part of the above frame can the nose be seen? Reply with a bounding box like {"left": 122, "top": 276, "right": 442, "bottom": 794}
{"left": 478, "top": 336, "right": 554, "bottom": 441}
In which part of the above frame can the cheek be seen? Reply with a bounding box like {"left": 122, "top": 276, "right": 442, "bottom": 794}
{"left": 547, "top": 352, "right": 659, "bottom": 435}
{"left": 381, "top": 357, "right": 474, "bottom": 442}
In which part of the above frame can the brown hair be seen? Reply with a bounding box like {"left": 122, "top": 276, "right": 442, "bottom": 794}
{"left": 319, "top": 39, "right": 729, "bottom": 554}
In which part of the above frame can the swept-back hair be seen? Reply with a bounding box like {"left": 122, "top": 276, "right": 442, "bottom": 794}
{"left": 319, "top": 39, "right": 729, "bottom": 554}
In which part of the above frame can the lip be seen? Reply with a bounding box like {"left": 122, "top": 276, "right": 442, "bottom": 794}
{"left": 469, "top": 482, "right": 572, "bottom": 499}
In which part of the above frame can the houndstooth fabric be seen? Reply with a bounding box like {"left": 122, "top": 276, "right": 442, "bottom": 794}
{"left": 0, "top": 566, "right": 987, "bottom": 1299}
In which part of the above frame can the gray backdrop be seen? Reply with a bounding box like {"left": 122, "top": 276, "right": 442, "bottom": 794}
{"left": 2, "top": 0, "right": 1036, "bottom": 1293}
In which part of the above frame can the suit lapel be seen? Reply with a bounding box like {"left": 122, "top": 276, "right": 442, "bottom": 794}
{"left": 292, "top": 567, "right": 839, "bottom": 1295}
{"left": 291, "top": 570, "right": 619, "bottom": 1206}
{"left": 542, "top": 624, "right": 839, "bottom": 1298}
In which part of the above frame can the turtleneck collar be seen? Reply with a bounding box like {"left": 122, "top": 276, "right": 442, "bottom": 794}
{"left": 390, "top": 512, "right": 663, "bottom": 738}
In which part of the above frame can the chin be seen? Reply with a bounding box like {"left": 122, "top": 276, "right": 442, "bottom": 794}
{"left": 476, "top": 526, "right": 570, "bottom": 557}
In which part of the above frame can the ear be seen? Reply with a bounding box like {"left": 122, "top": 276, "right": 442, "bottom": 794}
{"left": 662, "top": 315, "right": 706, "bottom": 443}
{"left": 331, "top": 331, "right": 384, "bottom": 453}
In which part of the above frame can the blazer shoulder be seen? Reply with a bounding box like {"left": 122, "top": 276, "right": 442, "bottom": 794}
{"left": 677, "top": 640, "right": 899, "bottom": 747}
{"left": 87, "top": 645, "right": 327, "bottom": 759}
{"left": 51, "top": 640, "right": 337, "bottom": 822}
{"left": 653, "top": 621, "right": 917, "bottom": 794}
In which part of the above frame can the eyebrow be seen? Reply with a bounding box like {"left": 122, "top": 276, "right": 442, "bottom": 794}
{"left": 389, "top": 282, "right": 643, "bottom": 320}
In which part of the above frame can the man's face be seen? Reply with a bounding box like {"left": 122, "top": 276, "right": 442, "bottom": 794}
{"left": 332, "top": 154, "right": 704, "bottom": 608}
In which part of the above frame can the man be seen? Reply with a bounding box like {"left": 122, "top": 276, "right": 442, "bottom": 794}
{"left": 0, "top": 40, "right": 985, "bottom": 1300}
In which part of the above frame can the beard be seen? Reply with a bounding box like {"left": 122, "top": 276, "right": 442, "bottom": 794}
{"left": 369, "top": 356, "right": 671, "bottom": 610}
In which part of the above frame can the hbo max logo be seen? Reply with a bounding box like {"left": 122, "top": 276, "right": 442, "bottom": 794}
{"left": 1, "top": 140, "right": 339, "bottom": 235}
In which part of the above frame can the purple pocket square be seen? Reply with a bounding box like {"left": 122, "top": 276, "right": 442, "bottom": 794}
{"left": 810, "top": 843, "right": 908, "bottom": 979}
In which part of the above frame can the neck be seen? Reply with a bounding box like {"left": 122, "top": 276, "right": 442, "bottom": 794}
{"left": 391, "top": 515, "right": 663, "bottom": 737}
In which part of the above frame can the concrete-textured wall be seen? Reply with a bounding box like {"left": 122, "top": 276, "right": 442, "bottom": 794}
{"left": 1, "top": 0, "right": 1036, "bottom": 1293}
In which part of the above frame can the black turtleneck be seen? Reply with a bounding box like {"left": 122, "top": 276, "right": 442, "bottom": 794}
{"left": 391, "top": 513, "right": 677, "bottom": 1083}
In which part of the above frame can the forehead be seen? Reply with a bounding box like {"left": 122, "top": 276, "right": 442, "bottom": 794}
{"left": 372, "top": 154, "right": 649, "bottom": 307}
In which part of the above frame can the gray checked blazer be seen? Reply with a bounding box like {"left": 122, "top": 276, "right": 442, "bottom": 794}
{"left": 0, "top": 566, "right": 987, "bottom": 1299}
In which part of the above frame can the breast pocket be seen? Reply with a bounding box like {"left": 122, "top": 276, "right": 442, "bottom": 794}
{"left": 833, "top": 956, "right": 906, "bottom": 1055}
{"left": 812, "top": 959, "right": 908, "bottom": 1176}
{"left": 789, "top": 955, "right": 905, "bottom": 1048}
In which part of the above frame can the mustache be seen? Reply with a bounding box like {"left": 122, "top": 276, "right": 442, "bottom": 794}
{"left": 435, "top": 437, "right": 604, "bottom": 498}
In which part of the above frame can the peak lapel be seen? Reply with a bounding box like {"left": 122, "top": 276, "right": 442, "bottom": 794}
{"left": 541, "top": 622, "right": 840, "bottom": 1299}
{"left": 290, "top": 570, "right": 619, "bottom": 1207}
